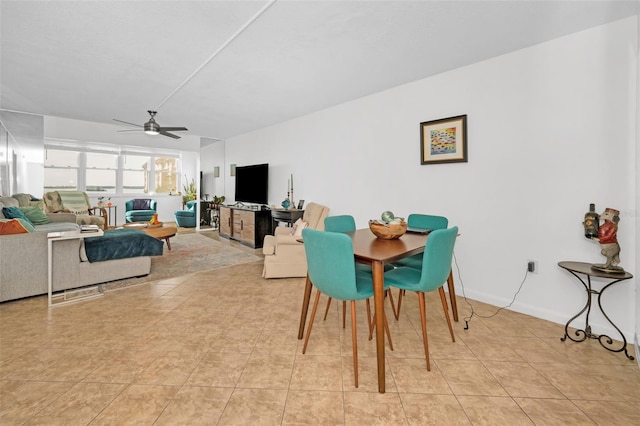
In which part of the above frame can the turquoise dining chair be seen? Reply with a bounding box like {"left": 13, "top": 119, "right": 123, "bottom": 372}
{"left": 301, "top": 228, "right": 393, "bottom": 388}
{"left": 384, "top": 226, "right": 458, "bottom": 371}
{"left": 392, "top": 214, "right": 458, "bottom": 322}
{"left": 323, "top": 215, "right": 398, "bottom": 324}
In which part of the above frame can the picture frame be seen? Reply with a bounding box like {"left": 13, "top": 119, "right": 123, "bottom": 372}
{"left": 297, "top": 200, "right": 305, "bottom": 210}
{"left": 420, "top": 114, "right": 468, "bottom": 165}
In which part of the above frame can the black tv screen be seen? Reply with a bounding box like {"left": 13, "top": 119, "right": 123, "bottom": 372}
{"left": 234, "top": 163, "right": 269, "bottom": 205}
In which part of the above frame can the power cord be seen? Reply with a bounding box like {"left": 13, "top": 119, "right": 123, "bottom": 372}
{"left": 453, "top": 251, "right": 529, "bottom": 330}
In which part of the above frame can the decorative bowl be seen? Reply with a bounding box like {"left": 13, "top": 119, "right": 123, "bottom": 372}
{"left": 369, "top": 220, "right": 407, "bottom": 240}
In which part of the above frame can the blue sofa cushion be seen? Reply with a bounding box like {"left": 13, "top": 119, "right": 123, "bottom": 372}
{"left": 2, "top": 206, "right": 34, "bottom": 227}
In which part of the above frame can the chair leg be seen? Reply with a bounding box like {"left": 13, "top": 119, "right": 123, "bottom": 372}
{"left": 366, "top": 299, "right": 372, "bottom": 337}
{"left": 350, "top": 300, "right": 359, "bottom": 388}
{"left": 385, "top": 289, "right": 398, "bottom": 320}
{"left": 383, "top": 310, "right": 394, "bottom": 351}
{"left": 302, "top": 290, "right": 322, "bottom": 354}
{"left": 417, "top": 292, "right": 431, "bottom": 371}
{"left": 439, "top": 287, "right": 455, "bottom": 342}
{"left": 342, "top": 301, "right": 347, "bottom": 329}
{"left": 447, "top": 270, "right": 459, "bottom": 322}
{"left": 323, "top": 297, "right": 333, "bottom": 321}
{"left": 394, "top": 289, "right": 405, "bottom": 320}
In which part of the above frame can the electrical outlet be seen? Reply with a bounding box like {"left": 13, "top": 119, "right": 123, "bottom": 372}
{"left": 527, "top": 260, "right": 537, "bottom": 273}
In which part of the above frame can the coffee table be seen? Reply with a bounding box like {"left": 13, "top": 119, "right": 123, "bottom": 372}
{"left": 122, "top": 222, "right": 178, "bottom": 250}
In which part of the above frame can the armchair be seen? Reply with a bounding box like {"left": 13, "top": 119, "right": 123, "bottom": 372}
{"left": 262, "top": 202, "right": 329, "bottom": 278}
{"left": 43, "top": 191, "right": 107, "bottom": 229}
{"left": 175, "top": 200, "right": 197, "bottom": 228}
{"left": 125, "top": 199, "right": 158, "bottom": 223}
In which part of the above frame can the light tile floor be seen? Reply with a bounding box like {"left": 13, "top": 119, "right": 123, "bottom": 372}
{"left": 1, "top": 235, "right": 639, "bottom": 425}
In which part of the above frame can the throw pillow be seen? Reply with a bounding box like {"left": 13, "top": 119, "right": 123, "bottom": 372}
{"left": 133, "top": 198, "right": 152, "bottom": 210}
{"left": 0, "top": 219, "right": 30, "bottom": 235}
{"left": 19, "top": 206, "right": 51, "bottom": 225}
{"left": 291, "top": 218, "right": 308, "bottom": 237}
{"left": 2, "top": 206, "right": 34, "bottom": 227}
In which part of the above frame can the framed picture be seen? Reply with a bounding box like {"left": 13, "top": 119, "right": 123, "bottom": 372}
{"left": 297, "top": 200, "right": 305, "bottom": 210}
{"left": 420, "top": 114, "right": 468, "bottom": 165}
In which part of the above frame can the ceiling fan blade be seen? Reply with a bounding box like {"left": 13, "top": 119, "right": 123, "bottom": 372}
{"left": 117, "top": 129, "right": 143, "bottom": 133}
{"left": 113, "top": 118, "right": 142, "bottom": 127}
{"left": 158, "top": 127, "right": 188, "bottom": 132}
{"left": 159, "top": 131, "right": 181, "bottom": 139}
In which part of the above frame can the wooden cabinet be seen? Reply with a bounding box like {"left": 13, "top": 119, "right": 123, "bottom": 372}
{"left": 218, "top": 205, "right": 272, "bottom": 248}
{"left": 219, "top": 206, "right": 232, "bottom": 237}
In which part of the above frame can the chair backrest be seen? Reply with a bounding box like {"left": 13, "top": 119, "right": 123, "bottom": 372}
{"left": 418, "top": 226, "right": 458, "bottom": 292}
{"left": 126, "top": 199, "right": 158, "bottom": 212}
{"left": 324, "top": 215, "right": 356, "bottom": 233}
{"left": 302, "top": 202, "right": 330, "bottom": 231}
{"left": 186, "top": 200, "right": 198, "bottom": 211}
{"left": 407, "top": 214, "right": 448, "bottom": 230}
{"left": 302, "top": 228, "right": 359, "bottom": 301}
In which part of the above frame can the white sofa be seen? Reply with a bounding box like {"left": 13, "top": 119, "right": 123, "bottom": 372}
{"left": 0, "top": 195, "right": 152, "bottom": 302}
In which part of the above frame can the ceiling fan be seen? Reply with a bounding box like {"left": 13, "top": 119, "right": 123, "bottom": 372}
{"left": 113, "top": 110, "right": 188, "bottom": 139}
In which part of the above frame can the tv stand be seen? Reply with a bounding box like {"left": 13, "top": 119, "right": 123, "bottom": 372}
{"left": 219, "top": 205, "right": 272, "bottom": 248}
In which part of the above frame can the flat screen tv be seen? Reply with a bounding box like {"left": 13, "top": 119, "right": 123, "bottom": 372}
{"left": 234, "top": 163, "right": 269, "bottom": 205}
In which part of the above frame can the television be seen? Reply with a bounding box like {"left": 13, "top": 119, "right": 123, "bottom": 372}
{"left": 234, "top": 163, "right": 269, "bottom": 205}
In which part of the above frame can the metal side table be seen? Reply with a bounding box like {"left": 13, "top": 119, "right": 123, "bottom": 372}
{"left": 558, "top": 261, "right": 634, "bottom": 360}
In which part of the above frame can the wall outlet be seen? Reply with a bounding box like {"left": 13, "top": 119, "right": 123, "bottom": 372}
{"left": 527, "top": 260, "right": 537, "bottom": 273}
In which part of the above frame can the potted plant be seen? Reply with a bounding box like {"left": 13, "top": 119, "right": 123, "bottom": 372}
{"left": 182, "top": 176, "right": 197, "bottom": 204}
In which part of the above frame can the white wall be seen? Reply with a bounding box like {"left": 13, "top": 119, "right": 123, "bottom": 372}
{"left": 200, "top": 139, "right": 226, "bottom": 200}
{"left": 44, "top": 116, "right": 200, "bottom": 224}
{"left": 226, "top": 17, "right": 639, "bottom": 340}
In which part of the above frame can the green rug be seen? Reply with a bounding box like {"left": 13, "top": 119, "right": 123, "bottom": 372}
{"left": 101, "top": 232, "right": 262, "bottom": 291}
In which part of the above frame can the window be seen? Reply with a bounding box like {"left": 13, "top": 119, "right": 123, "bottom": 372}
{"left": 44, "top": 148, "right": 79, "bottom": 191}
{"left": 86, "top": 152, "right": 117, "bottom": 192}
{"left": 154, "top": 157, "right": 178, "bottom": 194}
{"left": 44, "top": 139, "right": 182, "bottom": 195}
{"left": 123, "top": 154, "right": 150, "bottom": 194}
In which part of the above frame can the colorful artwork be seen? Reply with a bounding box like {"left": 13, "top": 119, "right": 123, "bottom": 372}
{"left": 430, "top": 127, "right": 457, "bottom": 155}
{"left": 420, "top": 115, "right": 467, "bottom": 164}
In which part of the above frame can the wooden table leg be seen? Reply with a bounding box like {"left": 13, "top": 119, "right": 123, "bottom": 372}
{"left": 297, "top": 275, "right": 313, "bottom": 340}
{"left": 372, "top": 261, "right": 386, "bottom": 393}
{"left": 447, "top": 270, "right": 458, "bottom": 322}
{"left": 165, "top": 237, "right": 172, "bottom": 250}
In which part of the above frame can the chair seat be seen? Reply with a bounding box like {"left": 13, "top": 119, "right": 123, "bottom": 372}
{"left": 383, "top": 267, "right": 423, "bottom": 291}
{"left": 125, "top": 210, "right": 155, "bottom": 222}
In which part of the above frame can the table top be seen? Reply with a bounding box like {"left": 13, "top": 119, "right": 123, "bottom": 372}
{"left": 558, "top": 261, "right": 633, "bottom": 279}
{"left": 346, "top": 228, "right": 428, "bottom": 264}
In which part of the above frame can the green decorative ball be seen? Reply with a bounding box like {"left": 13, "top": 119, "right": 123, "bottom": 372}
{"left": 381, "top": 211, "right": 395, "bottom": 223}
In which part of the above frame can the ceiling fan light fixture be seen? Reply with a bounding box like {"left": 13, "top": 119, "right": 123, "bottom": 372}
{"left": 144, "top": 121, "right": 160, "bottom": 135}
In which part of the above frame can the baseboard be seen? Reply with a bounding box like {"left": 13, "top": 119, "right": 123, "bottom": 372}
{"left": 459, "top": 286, "right": 636, "bottom": 342}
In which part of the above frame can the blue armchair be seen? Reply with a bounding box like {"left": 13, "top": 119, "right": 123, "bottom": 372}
{"left": 125, "top": 199, "right": 157, "bottom": 223}
{"left": 175, "top": 200, "right": 197, "bottom": 227}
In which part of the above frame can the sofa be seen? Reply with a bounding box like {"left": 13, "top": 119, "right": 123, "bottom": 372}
{"left": 262, "top": 202, "right": 329, "bottom": 278}
{"left": 0, "top": 195, "right": 154, "bottom": 302}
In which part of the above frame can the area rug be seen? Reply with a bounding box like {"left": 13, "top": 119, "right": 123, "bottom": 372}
{"left": 101, "top": 232, "right": 262, "bottom": 291}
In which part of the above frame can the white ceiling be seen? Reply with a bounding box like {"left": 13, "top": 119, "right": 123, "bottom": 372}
{"left": 1, "top": 1, "right": 639, "bottom": 141}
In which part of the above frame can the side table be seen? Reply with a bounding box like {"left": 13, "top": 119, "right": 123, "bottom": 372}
{"left": 271, "top": 209, "right": 304, "bottom": 230}
{"left": 48, "top": 229, "right": 105, "bottom": 307}
{"left": 558, "top": 261, "right": 634, "bottom": 360}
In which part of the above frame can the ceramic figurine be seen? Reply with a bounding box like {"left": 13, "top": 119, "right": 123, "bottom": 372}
{"left": 591, "top": 207, "right": 624, "bottom": 273}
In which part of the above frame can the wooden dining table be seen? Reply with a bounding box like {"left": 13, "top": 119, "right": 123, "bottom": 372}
{"left": 297, "top": 228, "right": 430, "bottom": 393}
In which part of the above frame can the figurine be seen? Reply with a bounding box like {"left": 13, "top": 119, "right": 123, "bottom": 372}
{"left": 591, "top": 207, "right": 624, "bottom": 273}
